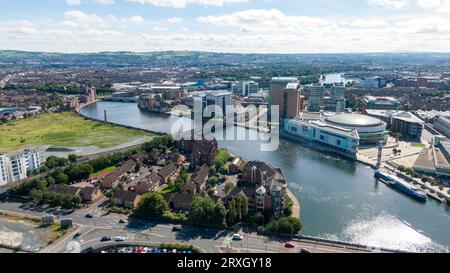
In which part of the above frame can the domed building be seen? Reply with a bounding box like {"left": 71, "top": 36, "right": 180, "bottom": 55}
{"left": 325, "top": 113, "right": 387, "bottom": 145}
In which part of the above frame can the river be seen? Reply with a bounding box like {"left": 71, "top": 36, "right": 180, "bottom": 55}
{"left": 81, "top": 101, "right": 450, "bottom": 253}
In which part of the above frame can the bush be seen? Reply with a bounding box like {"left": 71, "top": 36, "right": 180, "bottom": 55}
{"left": 134, "top": 193, "right": 169, "bottom": 218}
{"left": 208, "top": 176, "right": 218, "bottom": 187}
{"left": 68, "top": 154, "right": 77, "bottom": 163}
{"left": 261, "top": 217, "right": 302, "bottom": 235}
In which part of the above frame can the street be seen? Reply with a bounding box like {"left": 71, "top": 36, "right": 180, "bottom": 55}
{"left": 0, "top": 199, "right": 377, "bottom": 254}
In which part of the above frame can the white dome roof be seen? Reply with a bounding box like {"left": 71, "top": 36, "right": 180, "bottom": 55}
{"left": 326, "top": 113, "right": 383, "bottom": 127}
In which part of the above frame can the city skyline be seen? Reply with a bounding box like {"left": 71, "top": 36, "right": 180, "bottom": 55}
{"left": 1, "top": 0, "right": 450, "bottom": 53}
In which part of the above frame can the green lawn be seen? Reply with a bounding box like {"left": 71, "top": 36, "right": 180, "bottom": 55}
{"left": 411, "top": 143, "right": 426, "bottom": 148}
{"left": 0, "top": 112, "right": 153, "bottom": 152}
{"left": 90, "top": 166, "right": 117, "bottom": 177}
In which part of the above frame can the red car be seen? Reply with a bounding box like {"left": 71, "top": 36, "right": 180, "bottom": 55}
{"left": 137, "top": 247, "right": 143, "bottom": 253}
{"left": 284, "top": 241, "right": 295, "bottom": 248}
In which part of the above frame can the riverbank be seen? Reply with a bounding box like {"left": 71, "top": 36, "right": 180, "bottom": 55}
{"left": 79, "top": 101, "right": 450, "bottom": 252}
{"left": 287, "top": 188, "right": 301, "bottom": 220}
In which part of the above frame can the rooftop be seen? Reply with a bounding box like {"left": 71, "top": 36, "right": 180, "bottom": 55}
{"left": 326, "top": 113, "right": 384, "bottom": 127}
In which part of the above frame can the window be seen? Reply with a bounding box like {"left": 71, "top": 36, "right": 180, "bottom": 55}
{"left": 337, "top": 140, "right": 341, "bottom": 146}
{"left": 320, "top": 135, "right": 324, "bottom": 140}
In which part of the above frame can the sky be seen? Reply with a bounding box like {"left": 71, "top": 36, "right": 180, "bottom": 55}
{"left": 0, "top": 0, "right": 450, "bottom": 53}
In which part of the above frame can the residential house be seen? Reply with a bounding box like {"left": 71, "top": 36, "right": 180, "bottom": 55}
{"left": 134, "top": 173, "right": 161, "bottom": 195}
{"left": 164, "top": 193, "right": 194, "bottom": 211}
{"left": 100, "top": 159, "right": 137, "bottom": 189}
{"left": 157, "top": 162, "right": 178, "bottom": 184}
{"left": 191, "top": 164, "right": 209, "bottom": 193}
{"left": 78, "top": 187, "right": 103, "bottom": 203}
{"left": 113, "top": 189, "right": 142, "bottom": 209}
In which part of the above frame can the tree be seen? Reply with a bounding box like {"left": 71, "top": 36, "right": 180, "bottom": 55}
{"left": 189, "top": 195, "right": 226, "bottom": 228}
{"left": 227, "top": 195, "right": 248, "bottom": 224}
{"left": 50, "top": 168, "right": 69, "bottom": 184}
{"left": 65, "top": 163, "right": 94, "bottom": 182}
{"left": 68, "top": 154, "right": 77, "bottom": 163}
{"left": 134, "top": 193, "right": 169, "bottom": 218}
{"left": 208, "top": 176, "right": 218, "bottom": 187}
{"left": 219, "top": 166, "right": 229, "bottom": 175}
{"left": 134, "top": 162, "right": 141, "bottom": 173}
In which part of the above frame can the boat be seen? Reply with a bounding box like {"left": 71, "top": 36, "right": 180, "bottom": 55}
{"left": 374, "top": 170, "right": 427, "bottom": 202}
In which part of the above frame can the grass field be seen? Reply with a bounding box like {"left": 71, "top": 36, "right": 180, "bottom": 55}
{"left": 90, "top": 166, "right": 117, "bottom": 177}
{"left": 0, "top": 112, "right": 153, "bottom": 152}
{"left": 411, "top": 143, "right": 426, "bottom": 148}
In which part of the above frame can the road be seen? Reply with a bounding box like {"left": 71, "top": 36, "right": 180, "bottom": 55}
{"left": 0, "top": 200, "right": 380, "bottom": 253}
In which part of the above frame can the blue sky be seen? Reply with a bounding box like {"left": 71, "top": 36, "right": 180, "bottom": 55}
{"left": 0, "top": 0, "right": 449, "bottom": 53}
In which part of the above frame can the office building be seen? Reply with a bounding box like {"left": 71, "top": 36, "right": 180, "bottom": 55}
{"left": 433, "top": 116, "right": 450, "bottom": 138}
{"left": 231, "top": 81, "right": 259, "bottom": 97}
{"left": 269, "top": 77, "right": 303, "bottom": 120}
{"left": 365, "top": 110, "right": 424, "bottom": 141}
{"left": 187, "top": 91, "right": 234, "bottom": 118}
{"left": 362, "top": 96, "right": 401, "bottom": 111}
{"left": 360, "top": 76, "right": 387, "bottom": 88}
{"left": 307, "top": 85, "right": 346, "bottom": 113}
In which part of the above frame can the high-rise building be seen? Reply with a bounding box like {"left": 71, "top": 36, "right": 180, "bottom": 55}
{"left": 1, "top": 148, "right": 45, "bottom": 184}
{"left": 307, "top": 85, "right": 346, "bottom": 113}
{"left": 308, "top": 85, "right": 323, "bottom": 112}
{"left": 231, "top": 81, "right": 259, "bottom": 97}
{"left": 0, "top": 155, "right": 9, "bottom": 186}
{"left": 269, "top": 77, "right": 303, "bottom": 120}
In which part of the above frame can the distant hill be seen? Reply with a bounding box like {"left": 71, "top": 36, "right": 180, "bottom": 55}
{"left": 1, "top": 50, "right": 450, "bottom": 68}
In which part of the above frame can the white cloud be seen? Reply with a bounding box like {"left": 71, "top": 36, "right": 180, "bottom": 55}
{"left": 2, "top": 8, "right": 450, "bottom": 53}
{"left": 66, "top": 0, "right": 82, "bottom": 5}
{"left": 93, "top": 0, "right": 115, "bottom": 4}
{"left": 167, "top": 17, "right": 184, "bottom": 23}
{"left": 123, "top": 15, "right": 144, "bottom": 23}
{"left": 126, "top": 0, "right": 248, "bottom": 8}
{"left": 416, "top": 0, "right": 450, "bottom": 13}
{"left": 367, "top": 0, "right": 410, "bottom": 9}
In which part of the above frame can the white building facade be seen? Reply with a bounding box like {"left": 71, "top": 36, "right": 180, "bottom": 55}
{"left": 0, "top": 148, "right": 44, "bottom": 185}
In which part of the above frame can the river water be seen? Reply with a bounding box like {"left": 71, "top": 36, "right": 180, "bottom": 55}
{"left": 81, "top": 101, "right": 450, "bottom": 252}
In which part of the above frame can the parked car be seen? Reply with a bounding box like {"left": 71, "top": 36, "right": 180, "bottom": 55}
{"left": 299, "top": 248, "right": 311, "bottom": 253}
{"left": 73, "top": 232, "right": 81, "bottom": 239}
{"left": 118, "top": 219, "right": 126, "bottom": 224}
{"left": 284, "top": 241, "right": 295, "bottom": 248}
{"left": 100, "top": 236, "right": 111, "bottom": 242}
{"left": 115, "top": 236, "right": 126, "bottom": 242}
{"left": 232, "top": 234, "right": 243, "bottom": 241}
{"left": 85, "top": 213, "right": 93, "bottom": 218}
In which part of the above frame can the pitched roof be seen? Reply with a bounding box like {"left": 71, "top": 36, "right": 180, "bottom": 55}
{"left": 47, "top": 184, "right": 81, "bottom": 196}
{"left": 101, "top": 159, "right": 136, "bottom": 188}
{"left": 114, "top": 189, "right": 141, "bottom": 203}
{"left": 157, "top": 162, "right": 177, "bottom": 179}
{"left": 192, "top": 164, "right": 209, "bottom": 186}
